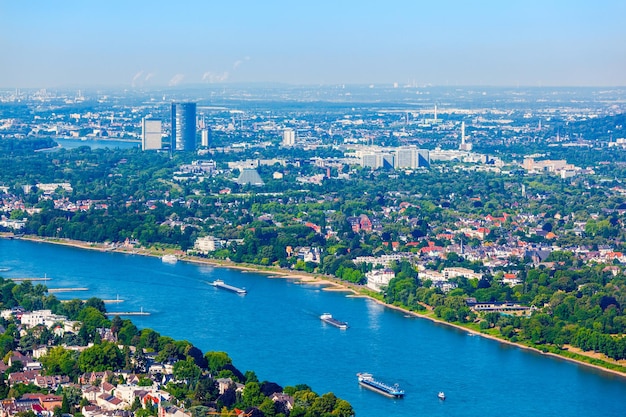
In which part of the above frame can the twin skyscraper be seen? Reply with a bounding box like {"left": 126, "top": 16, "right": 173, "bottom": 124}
{"left": 141, "top": 102, "right": 197, "bottom": 151}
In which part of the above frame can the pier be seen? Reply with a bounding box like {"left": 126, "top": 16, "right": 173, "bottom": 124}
{"left": 10, "top": 277, "right": 51, "bottom": 282}
{"left": 102, "top": 298, "right": 124, "bottom": 304}
{"left": 102, "top": 295, "right": 124, "bottom": 304}
{"left": 48, "top": 287, "right": 88, "bottom": 293}
{"left": 105, "top": 309, "right": 150, "bottom": 317}
{"left": 61, "top": 299, "right": 124, "bottom": 304}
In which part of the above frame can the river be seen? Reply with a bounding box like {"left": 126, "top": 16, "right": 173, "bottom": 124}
{"left": 0, "top": 238, "right": 623, "bottom": 416}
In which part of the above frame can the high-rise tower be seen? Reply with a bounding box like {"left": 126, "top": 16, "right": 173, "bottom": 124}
{"left": 459, "top": 121, "right": 472, "bottom": 151}
{"left": 141, "top": 118, "right": 162, "bottom": 150}
{"left": 171, "top": 103, "right": 197, "bottom": 151}
{"left": 282, "top": 128, "right": 295, "bottom": 146}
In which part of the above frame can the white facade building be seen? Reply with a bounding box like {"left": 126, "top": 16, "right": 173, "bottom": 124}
{"left": 282, "top": 128, "right": 295, "bottom": 146}
{"left": 194, "top": 236, "right": 223, "bottom": 254}
{"left": 366, "top": 268, "right": 396, "bottom": 292}
{"left": 20, "top": 309, "right": 73, "bottom": 329}
{"left": 142, "top": 118, "right": 162, "bottom": 151}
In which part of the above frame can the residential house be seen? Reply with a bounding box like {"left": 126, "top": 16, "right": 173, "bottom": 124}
{"left": 8, "top": 370, "right": 40, "bottom": 386}
{"left": 216, "top": 378, "right": 234, "bottom": 395}
{"left": 96, "top": 394, "right": 126, "bottom": 411}
{"left": 0, "top": 398, "right": 43, "bottom": 417}
{"left": 34, "top": 375, "right": 70, "bottom": 390}
{"left": 21, "top": 394, "right": 63, "bottom": 411}
{"left": 82, "top": 385, "right": 101, "bottom": 403}
{"left": 502, "top": 273, "right": 522, "bottom": 287}
{"left": 270, "top": 393, "right": 294, "bottom": 413}
{"left": 443, "top": 267, "right": 483, "bottom": 281}
{"left": 158, "top": 403, "right": 191, "bottom": 417}
{"left": 348, "top": 214, "right": 372, "bottom": 233}
{"left": 420, "top": 241, "right": 444, "bottom": 258}
{"left": 80, "top": 371, "right": 114, "bottom": 385}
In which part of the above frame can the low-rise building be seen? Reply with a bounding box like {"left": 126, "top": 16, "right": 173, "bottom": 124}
{"left": 366, "top": 268, "right": 395, "bottom": 292}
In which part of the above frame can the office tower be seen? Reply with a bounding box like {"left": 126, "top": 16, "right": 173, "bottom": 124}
{"left": 395, "top": 146, "right": 430, "bottom": 169}
{"left": 362, "top": 152, "right": 394, "bottom": 169}
{"left": 201, "top": 129, "right": 209, "bottom": 147}
{"left": 282, "top": 128, "right": 295, "bottom": 146}
{"left": 417, "top": 149, "right": 430, "bottom": 168}
{"left": 395, "top": 146, "right": 418, "bottom": 169}
{"left": 141, "top": 118, "right": 162, "bottom": 150}
{"left": 362, "top": 153, "right": 378, "bottom": 169}
{"left": 459, "top": 121, "right": 472, "bottom": 151}
{"left": 171, "top": 102, "right": 197, "bottom": 151}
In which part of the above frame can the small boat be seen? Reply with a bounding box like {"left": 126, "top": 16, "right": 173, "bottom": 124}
{"left": 320, "top": 313, "right": 348, "bottom": 329}
{"left": 357, "top": 373, "right": 404, "bottom": 398}
{"left": 438, "top": 391, "right": 446, "bottom": 400}
{"left": 161, "top": 254, "right": 178, "bottom": 263}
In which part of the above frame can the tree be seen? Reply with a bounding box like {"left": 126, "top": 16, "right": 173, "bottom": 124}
{"left": 61, "top": 394, "right": 70, "bottom": 414}
{"left": 185, "top": 345, "right": 207, "bottom": 369}
{"left": 62, "top": 385, "right": 83, "bottom": 411}
{"left": 332, "top": 399, "right": 354, "bottom": 417}
{"left": 204, "top": 351, "right": 232, "bottom": 374}
{"left": 193, "top": 375, "right": 218, "bottom": 405}
{"left": 117, "top": 321, "right": 139, "bottom": 346}
{"left": 110, "top": 315, "right": 123, "bottom": 335}
{"left": 309, "top": 392, "right": 337, "bottom": 416}
{"left": 84, "top": 297, "right": 106, "bottom": 313}
{"left": 0, "top": 334, "right": 15, "bottom": 358}
{"left": 77, "top": 341, "right": 123, "bottom": 372}
{"left": 173, "top": 357, "right": 202, "bottom": 388}
{"left": 131, "top": 396, "right": 142, "bottom": 412}
{"left": 244, "top": 371, "right": 258, "bottom": 383}
{"left": 241, "top": 381, "right": 264, "bottom": 409}
{"left": 40, "top": 346, "right": 79, "bottom": 378}
{"left": 258, "top": 397, "right": 276, "bottom": 417}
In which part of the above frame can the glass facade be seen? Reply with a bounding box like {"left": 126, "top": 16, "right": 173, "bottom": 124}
{"left": 171, "top": 102, "right": 196, "bottom": 151}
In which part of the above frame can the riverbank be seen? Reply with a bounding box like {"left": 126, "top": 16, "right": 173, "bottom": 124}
{"left": 3, "top": 233, "right": 626, "bottom": 378}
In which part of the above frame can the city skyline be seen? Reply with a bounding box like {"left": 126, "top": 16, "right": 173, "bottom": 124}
{"left": 1, "top": 0, "right": 625, "bottom": 89}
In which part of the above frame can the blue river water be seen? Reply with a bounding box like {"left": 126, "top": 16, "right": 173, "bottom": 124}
{"left": 53, "top": 138, "right": 140, "bottom": 150}
{"left": 1, "top": 238, "right": 625, "bottom": 416}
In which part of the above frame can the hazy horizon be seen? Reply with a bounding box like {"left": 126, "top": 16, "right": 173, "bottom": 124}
{"left": 2, "top": 0, "right": 625, "bottom": 89}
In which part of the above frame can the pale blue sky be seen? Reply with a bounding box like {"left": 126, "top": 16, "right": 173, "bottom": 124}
{"left": 1, "top": 0, "right": 625, "bottom": 88}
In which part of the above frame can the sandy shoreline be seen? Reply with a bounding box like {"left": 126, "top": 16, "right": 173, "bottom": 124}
{"left": 3, "top": 233, "right": 626, "bottom": 378}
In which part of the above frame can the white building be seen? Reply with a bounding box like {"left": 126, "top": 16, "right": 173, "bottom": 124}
{"left": 0, "top": 218, "right": 26, "bottom": 230}
{"left": 459, "top": 121, "right": 473, "bottom": 151}
{"left": 362, "top": 152, "right": 394, "bottom": 169}
{"left": 366, "top": 268, "right": 395, "bottom": 292}
{"left": 394, "top": 146, "right": 430, "bottom": 169}
{"left": 354, "top": 253, "right": 415, "bottom": 267}
{"left": 282, "top": 128, "right": 295, "bottom": 146}
{"left": 201, "top": 129, "right": 209, "bottom": 147}
{"left": 194, "top": 236, "right": 223, "bottom": 254}
{"left": 36, "top": 182, "right": 73, "bottom": 194}
{"left": 142, "top": 118, "right": 162, "bottom": 151}
{"left": 443, "top": 267, "right": 483, "bottom": 280}
{"left": 20, "top": 310, "right": 72, "bottom": 329}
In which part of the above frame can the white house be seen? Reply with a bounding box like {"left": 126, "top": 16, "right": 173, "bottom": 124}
{"left": 366, "top": 268, "right": 395, "bottom": 292}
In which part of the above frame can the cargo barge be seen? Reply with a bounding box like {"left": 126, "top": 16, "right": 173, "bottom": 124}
{"left": 211, "top": 279, "right": 247, "bottom": 295}
{"left": 320, "top": 313, "right": 348, "bottom": 329}
{"left": 357, "top": 373, "right": 404, "bottom": 398}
